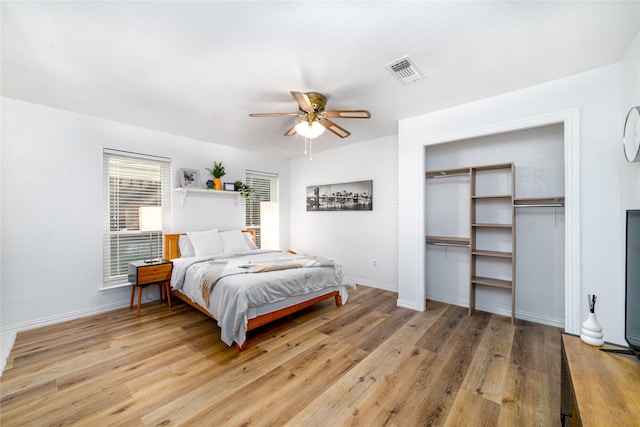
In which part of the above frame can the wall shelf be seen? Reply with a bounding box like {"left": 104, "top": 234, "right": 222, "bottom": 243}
{"left": 471, "top": 276, "right": 513, "bottom": 290}
{"left": 173, "top": 187, "right": 240, "bottom": 205}
{"left": 471, "top": 249, "right": 512, "bottom": 259}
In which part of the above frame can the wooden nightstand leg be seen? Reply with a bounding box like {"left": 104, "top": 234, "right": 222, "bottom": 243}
{"left": 165, "top": 282, "right": 172, "bottom": 310}
{"left": 137, "top": 286, "right": 142, "bottom": 317}
{"left": 130, "top": 285, "right": 135, "bottom": 309}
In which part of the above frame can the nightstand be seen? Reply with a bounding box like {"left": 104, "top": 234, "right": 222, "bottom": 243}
{"left": 128, "top": 259, "right": 173, "bottom": 316}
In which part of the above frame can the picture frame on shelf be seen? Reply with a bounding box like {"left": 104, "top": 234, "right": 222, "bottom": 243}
{"left": 180, "top": 168, "right": 201, "bottom": 188}
{"left": 223, "top": 182, "right": 236, "bottom": 191}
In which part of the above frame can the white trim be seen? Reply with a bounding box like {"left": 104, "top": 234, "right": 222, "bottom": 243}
{"left": 416, "top": 108, "right": 580, "bottom": 332}
{"left": 352, "top": 278, "right": 397, "bottom": 293}
{"left": 100, "top": 282, "right": 133, "bottom": 291}
{"left": 0, "top": 300, "right": 130, "bottom": 335}
{"left": 397, "top": 298, "right": 421, "bottom": 311}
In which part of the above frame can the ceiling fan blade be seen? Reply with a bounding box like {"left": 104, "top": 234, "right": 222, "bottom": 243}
{"left": 290, "top": 91, "right": 314, "bottom": 112}
{"left": 320, "top": 119, "right": 351, "bottom": 138}
{"left": 284, "top": 123, "right": 298, "bottom": 136}
{"left": 249, "top": 112, "right": 301, "bottom": 117}
{"left": 323, "top": 110, "right": 371, "bottom": 119}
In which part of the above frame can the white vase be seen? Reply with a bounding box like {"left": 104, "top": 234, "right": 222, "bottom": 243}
{"left": 580, "top": 312, "right": 604, "bottom": 346}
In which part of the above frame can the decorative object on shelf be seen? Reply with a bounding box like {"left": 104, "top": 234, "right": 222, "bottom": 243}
{"left": 623, "top": 106, "right": 640, "bottom": 162}
{"left": 580, "top": 294, "right": 604, "bottom": 346}
{"left": 205, "top": 161, "right": 225, "bottom": 190}
{"left": 223, "top": 182, "right": 235, "bottom": 191}
{"left": 306, "top": 180, "right": 372, "bottom": 211}
{"left": 206, "top": 180, "right": 214, "bottom": 189}
{"left": 234, "top": 180, "right": 254, "bottom": 199}
{"left": 179, "top": 168, "right": 201, "bottom": 188}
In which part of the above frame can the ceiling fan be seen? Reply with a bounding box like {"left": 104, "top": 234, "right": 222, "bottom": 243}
{"left": 249, "top": 91, "right": 371, "bottom": 139}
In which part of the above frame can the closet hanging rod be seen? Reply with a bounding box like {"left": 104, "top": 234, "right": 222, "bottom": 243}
{"left": 514, "top": 203, "right": 564, "bottom": 208}
{"left": 428, "top": 172, "right": 470, "bottom": 179}
{"left": 430, "top": 242, "right": 471, "bottom": 248}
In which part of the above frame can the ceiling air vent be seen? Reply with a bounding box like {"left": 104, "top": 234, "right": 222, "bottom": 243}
{"left": 385, "top": 55, "right": 424, "bottom": 84}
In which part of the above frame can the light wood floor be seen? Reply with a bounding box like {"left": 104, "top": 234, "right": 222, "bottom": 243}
{"left": 1, "top": 286, "right": 561, "bottom": 426}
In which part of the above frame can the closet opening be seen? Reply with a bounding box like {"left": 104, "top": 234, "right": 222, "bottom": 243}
{"left": 424, "top": 124, "right": 565, "bottom": 327}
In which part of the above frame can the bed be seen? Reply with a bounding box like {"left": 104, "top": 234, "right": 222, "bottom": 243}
{"left": 164, "top": 229, "right": 355, "bottom": 351}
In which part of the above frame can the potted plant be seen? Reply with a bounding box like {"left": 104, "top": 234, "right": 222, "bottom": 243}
{"left": 205, "top": 161, "right": 225, "bottom": 190}
{"left": 234, "top": 180, "right": 254, "bottom": 199}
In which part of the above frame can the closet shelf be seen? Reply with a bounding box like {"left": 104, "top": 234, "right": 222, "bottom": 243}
{"left": 426, "top": 235, "right": 470, "bottom": 247}
{"left": 426, "top": 167, "right": 471, "bottom": 179}
{"left": 471, "top": 249, "right": 512, "bottom": 259}
{"left": 471, "top": 276, "right": 513, "bottom": 289}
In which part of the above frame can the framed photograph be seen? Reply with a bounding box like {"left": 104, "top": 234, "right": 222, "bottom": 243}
{"left": 306, "top": 180, "right": 373, "bottom": 211}
{"left": 223, "top": 182, "right": 236, "bottom": 191}
{"left": 180, "top": 168, "right": 201, "bottom": 188}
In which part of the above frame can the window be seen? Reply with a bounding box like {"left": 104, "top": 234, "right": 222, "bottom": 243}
{"left": 244, "top": 171, "right": 278, "bottom": 248}
{"left": 103, "top": 149, "right": 171, "bottom": 283}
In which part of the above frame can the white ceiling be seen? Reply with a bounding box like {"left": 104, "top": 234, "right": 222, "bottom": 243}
{"left": 2, "top": 1, "right": 639, "bottom": 158}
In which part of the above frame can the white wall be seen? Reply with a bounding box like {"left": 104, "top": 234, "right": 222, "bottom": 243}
{"left": 0, "top": 97, "right": 291, "bottom": 331}
{"left": 399, "top": 63, "right": 630, "bottom": 344}
{"left": 290, "top": 135, "right": 398, "bottom": 291}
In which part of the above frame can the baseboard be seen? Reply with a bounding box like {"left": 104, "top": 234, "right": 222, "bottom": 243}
{"left": 352, "top": 278, "right": 397, "bottom": 293}
{"left": 426, "top": 294, "right": 565, "bottom": 328}
{"left": 396, "top": 298, "right": 421, "bottom": 311}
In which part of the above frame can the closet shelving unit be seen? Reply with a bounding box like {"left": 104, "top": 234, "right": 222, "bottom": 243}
{"left": 426, "top": 163, "right": 517, "bottom": 324}
{"left": 427, "top": 160, "right": 565, "bottom": 325}
{"left": 469, "top": 163, "right": 515, "bottom": 324}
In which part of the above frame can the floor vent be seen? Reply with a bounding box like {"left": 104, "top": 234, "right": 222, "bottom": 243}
{"left": 385, "top": 55, "right": 424, "bottom": 84}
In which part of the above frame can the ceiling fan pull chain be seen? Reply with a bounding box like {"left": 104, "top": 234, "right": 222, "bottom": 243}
{"left": 304, "top": 137, "right": 308, "bottom": 155}
{"left": 309, "top": 138, "right": 313, "bottom": 162}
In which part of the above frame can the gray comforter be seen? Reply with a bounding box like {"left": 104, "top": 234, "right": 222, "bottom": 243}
{"left": 170, "top": 249, "right": 354, "bottom": 347}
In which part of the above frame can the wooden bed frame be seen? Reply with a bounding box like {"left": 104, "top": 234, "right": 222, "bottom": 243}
{"left": 163, "top": 232, "right": 342, "bottom": 351}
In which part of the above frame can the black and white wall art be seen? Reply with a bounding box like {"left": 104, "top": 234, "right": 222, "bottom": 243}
{"left": 306, "top": 180, "right": 373, "bottom": 211}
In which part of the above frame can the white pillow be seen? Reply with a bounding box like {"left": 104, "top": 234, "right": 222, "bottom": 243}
{"left": 187, "top": 229, "right": 223, "bottom": 257}
{"left": 178, "top": 235, "right": 195, "bottom": 258}
{"left": 219, "top": 230, "right": 250, "bottom": 254}
{"left": 242, "top": 232, "right": 258, "bottom": 250}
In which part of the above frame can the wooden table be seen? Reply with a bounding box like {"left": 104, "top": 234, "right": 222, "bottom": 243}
{"left": 128, "top": 259, "right": 173, "bottom": 316}
{"left": 561, "top": 333, "right": 640, "bottom": 426}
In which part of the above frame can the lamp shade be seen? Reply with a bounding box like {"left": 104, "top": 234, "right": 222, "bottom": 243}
{"left": 295, "top": 120, "right": 325, "bottom": 139}
{"left": 139, "top": 206, "right": 162, "bottom": 232}
{"left": 260, "top": 201, "right": 279, "bottom": 250}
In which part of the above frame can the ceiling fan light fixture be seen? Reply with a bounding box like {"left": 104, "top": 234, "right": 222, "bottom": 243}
{"left": 295, "top": 120, "right": 325, "bottom": 139}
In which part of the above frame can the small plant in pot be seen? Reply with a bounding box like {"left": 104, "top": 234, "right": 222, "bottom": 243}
{"left": 205, "top": 161, "right": 225, "bottom": 190}
{"left": 234, "top": 181, "right": 254, "bottom": 199}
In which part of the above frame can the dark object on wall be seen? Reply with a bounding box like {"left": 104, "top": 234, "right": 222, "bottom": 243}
{"left": 306, "top": 180, "right": 372, "bottom": 211}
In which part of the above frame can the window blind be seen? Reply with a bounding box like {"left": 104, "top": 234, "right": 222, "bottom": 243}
{"left": 245, "top": 171, "right": 278, "bottom": 248}
{"left": 103, "top": 149, "right": 171, "bottom": 283}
